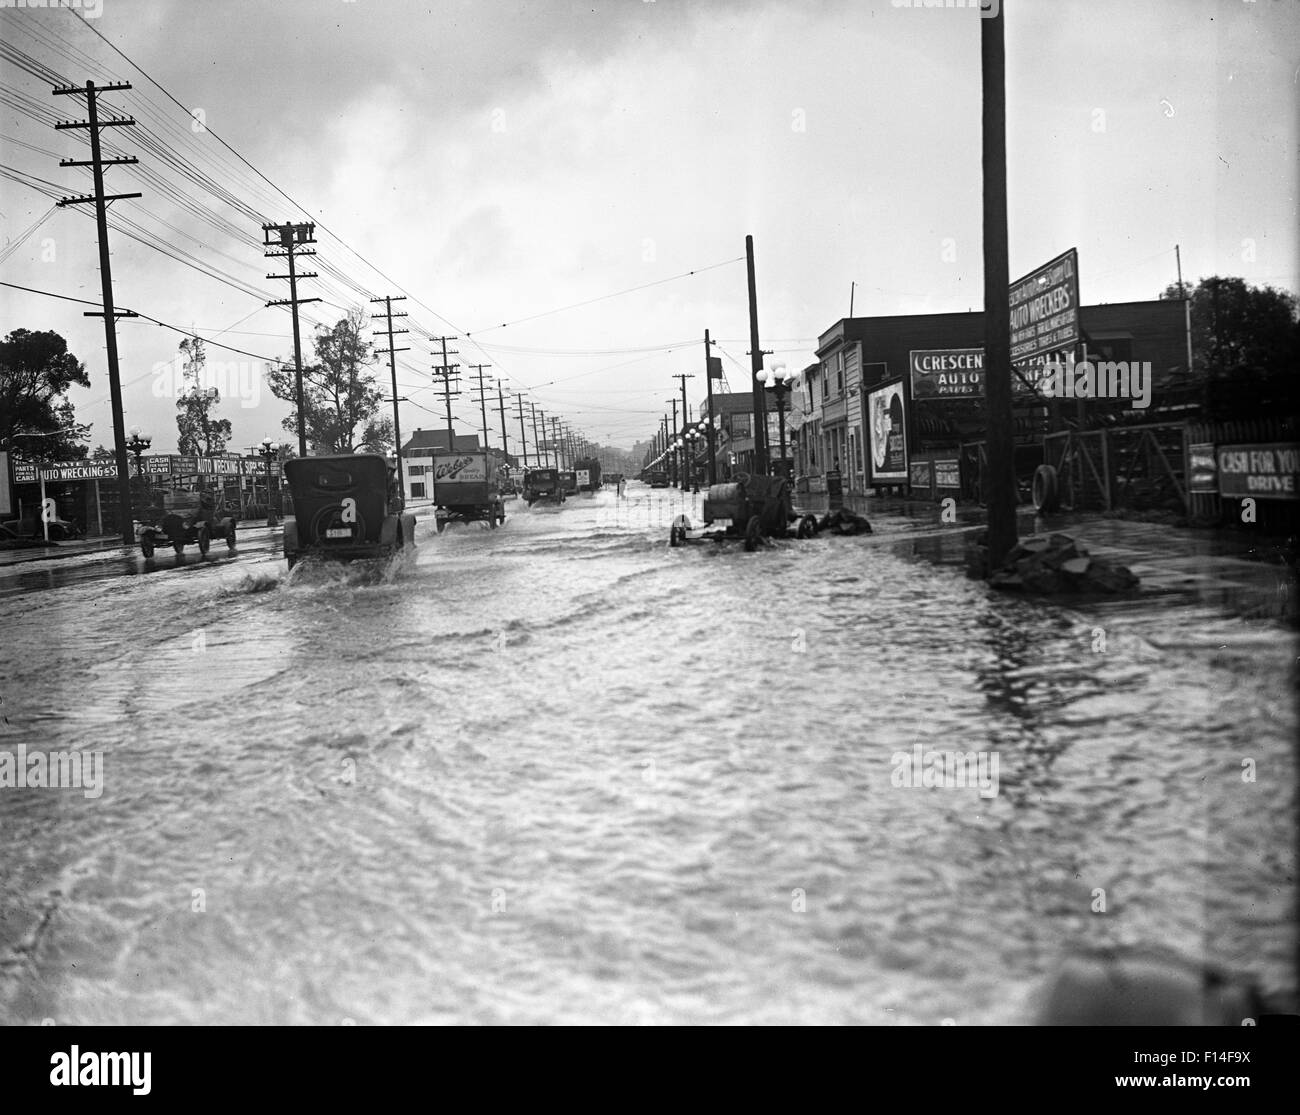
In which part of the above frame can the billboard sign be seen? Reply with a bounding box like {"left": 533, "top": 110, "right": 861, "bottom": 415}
{"left": 910, "top": 348, "right": 984, "bottom": 400}
{"left": 934, "top": 458, "right": 961, "bottom": 489}
{"left": 866, "top": 379, "right": 908, "bottom": 484}
{"left": 1009, "top": 248, "right": 1079, "bottom": 363}
{"left": 1217, "top": 443, "right": 1299, "bottom": 501}
{"left": 909, "top": 459, "right": 934, "bottom": 494}
{"left": 38, "top": 462, "right": 123, "bottom": 482}
{"left": 1187, "top": 443, "right": 1217, "bottom": 494}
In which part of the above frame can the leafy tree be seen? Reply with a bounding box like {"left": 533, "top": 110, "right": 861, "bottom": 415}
{"left": 266, "top": 309, "right": 393, "bottom": 455}
{"left": 1160, "top": 276, "right": 1298, "bottom": 419}
{"left": 0, "top": 328, "right": 90, "bottom": 461}
{"left": 175, "top": 336, "right": 232, "bottom": 455}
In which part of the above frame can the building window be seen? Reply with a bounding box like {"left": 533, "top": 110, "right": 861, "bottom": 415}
{"left": 837, "top": 352, "right": 845, "bottom": 396}
{"left": 411, "top": 482, "right": 426, "bottom": 498}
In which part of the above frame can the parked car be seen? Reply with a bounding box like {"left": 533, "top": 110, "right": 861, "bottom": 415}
{"left": 2, "top": 515, "right": 83, "bottom": 541}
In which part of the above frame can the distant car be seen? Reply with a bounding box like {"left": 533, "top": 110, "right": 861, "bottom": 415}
{"left": 649, "top": 470, "right": 669, "bottom": 489}
{"left": 522, "top": 468, "right": 565, "bottom": 506}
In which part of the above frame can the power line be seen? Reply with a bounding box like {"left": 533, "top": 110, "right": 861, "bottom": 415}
{"left": 463, "top": 257, "right": 745, "bottom": 336}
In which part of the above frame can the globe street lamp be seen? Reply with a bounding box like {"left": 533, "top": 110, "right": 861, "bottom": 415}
{"left": 762, "top": 363, "right": 794, "bottom": 477}
{"left": 258, "top": 437, "right": 280, "bottom": 526}
{"left": 126, "top": 426, "right": 151, "bottom": 470}
{"left": 126, "top": 427, "right": 152, "bottom": 491}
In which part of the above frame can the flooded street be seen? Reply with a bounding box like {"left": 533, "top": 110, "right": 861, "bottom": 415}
{"left": 0, "top": 486, "right": 1293, "bottom": 1025}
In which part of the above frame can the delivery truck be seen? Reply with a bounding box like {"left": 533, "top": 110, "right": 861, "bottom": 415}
{"left": 432, "top": 452, "right": 506, "bottom": 531}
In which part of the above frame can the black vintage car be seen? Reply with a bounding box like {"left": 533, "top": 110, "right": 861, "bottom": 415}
{"left": 135, "top": 489, "right": 237, "bottom": 558}
{"left": 522, "top": 467, "right": 566, "bottom": 506}
{"left": 282, "top": 453, "right": 415, "bottom": 569}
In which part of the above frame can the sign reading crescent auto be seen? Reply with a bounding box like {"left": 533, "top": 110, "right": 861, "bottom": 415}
{"left": 1009, "top": 248, "right": 1079, "bottom": 363}
{"left": 910, "top": 348, "right": 984, "bottom": 399}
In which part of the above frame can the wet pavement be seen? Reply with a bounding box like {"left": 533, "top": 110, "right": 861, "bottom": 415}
{"left": 0, "top": 486, "right": 1294, "bottom": 1024}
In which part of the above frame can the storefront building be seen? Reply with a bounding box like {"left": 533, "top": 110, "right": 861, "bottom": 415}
{"left": 807, "top": 298, "right": 1192, "bottom": 497}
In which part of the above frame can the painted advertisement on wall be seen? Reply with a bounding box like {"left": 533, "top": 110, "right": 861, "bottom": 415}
{"left": 866, "top": 379, "right": 908, "bottom": 484}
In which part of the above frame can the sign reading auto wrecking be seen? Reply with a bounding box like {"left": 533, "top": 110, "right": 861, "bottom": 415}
{"left": 37, "top": 462, "right": 124, "bottom": 482}
{"left": 910, "top": 348, "right": 983, "bottom": 399}
{"left": 1217, "top": 443, "right": 1299, "bottom": 500}
{"left": 1009, "top": 248, "right": 1079, "bottom": 363}
{"left": 12, "top": 455, "right": 280, "bottom": 483}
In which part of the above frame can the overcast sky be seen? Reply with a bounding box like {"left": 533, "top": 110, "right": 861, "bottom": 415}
{"left": 2, "top": 0, "right": 1296, "bottom": 455}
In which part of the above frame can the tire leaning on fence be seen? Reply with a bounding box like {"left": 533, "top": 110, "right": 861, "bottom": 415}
{"left": 1032, "top": 464, "right": 1060, "bottom": 512}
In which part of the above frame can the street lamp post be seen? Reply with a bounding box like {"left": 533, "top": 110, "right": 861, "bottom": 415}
{"left": 761, "top": 363, "right": 794, "bottom": 477}
{"left": 125, "top": 427, "right": 151, "bottom": 475}
{"left": 125, "top": 427, "right": 152, "bottom": 546}
{"left": 258, "top": 437, "right": 280, "bottom": 526}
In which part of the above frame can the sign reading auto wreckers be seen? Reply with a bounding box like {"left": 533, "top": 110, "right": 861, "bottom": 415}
{"left": 1009, "top": 248, "right": 1079, "bottom": 364}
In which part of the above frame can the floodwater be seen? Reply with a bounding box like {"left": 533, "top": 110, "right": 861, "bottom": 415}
{"left": 0, "top": 486, "right": 1294, "bottom": 1024}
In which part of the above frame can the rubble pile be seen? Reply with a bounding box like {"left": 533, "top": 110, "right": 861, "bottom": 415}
{"left": 816, "top": 509, "right": 873, "bottom": 536}
{"left": 967, "top": 531, "right": 1140, "bottom": 594}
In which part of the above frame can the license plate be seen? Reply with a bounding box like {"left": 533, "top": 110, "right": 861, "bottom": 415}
{"left": 326, "top": 527, "right": 352, "bottom": 539}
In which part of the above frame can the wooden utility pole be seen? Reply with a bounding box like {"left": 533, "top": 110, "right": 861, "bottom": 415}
{"left": 529, "top": 402, "right": 544, "bottom": 467}
{"left": 53, "top": 80, "right": 141, "bottom": 545}
{"left": 370, "top": 295, "right": 408, "bottom": 491}
{"left": 550, "top": 417, "right": 564, "bottom": 470}
{"left": 431, "top": 336, "right": 460, "bottom": 452}
{"left": 704, "top": 329, "right": 719, "bottom": 486}
{"left": 263, "top": 222, "right": 321, "bottom": 457}
{"left": 667, "top": 398, "right": 679, "bottom": 486}
{"left": 468, "top": 363, "right": 492, "bottom": 454}
{"left": 982, "top": 2, "right": 1017, "bottom": 568}
{"left": 513, "top": 393, "right": 530, "bottom": 469}
{"left": 496, "top": 383, "right": 512, "bottom": 467}
{"left": 673, "top": 373, "right": 694, "bottom": 491}
{"left": 745, "top": 234, "right": 769, "bottom": 475}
